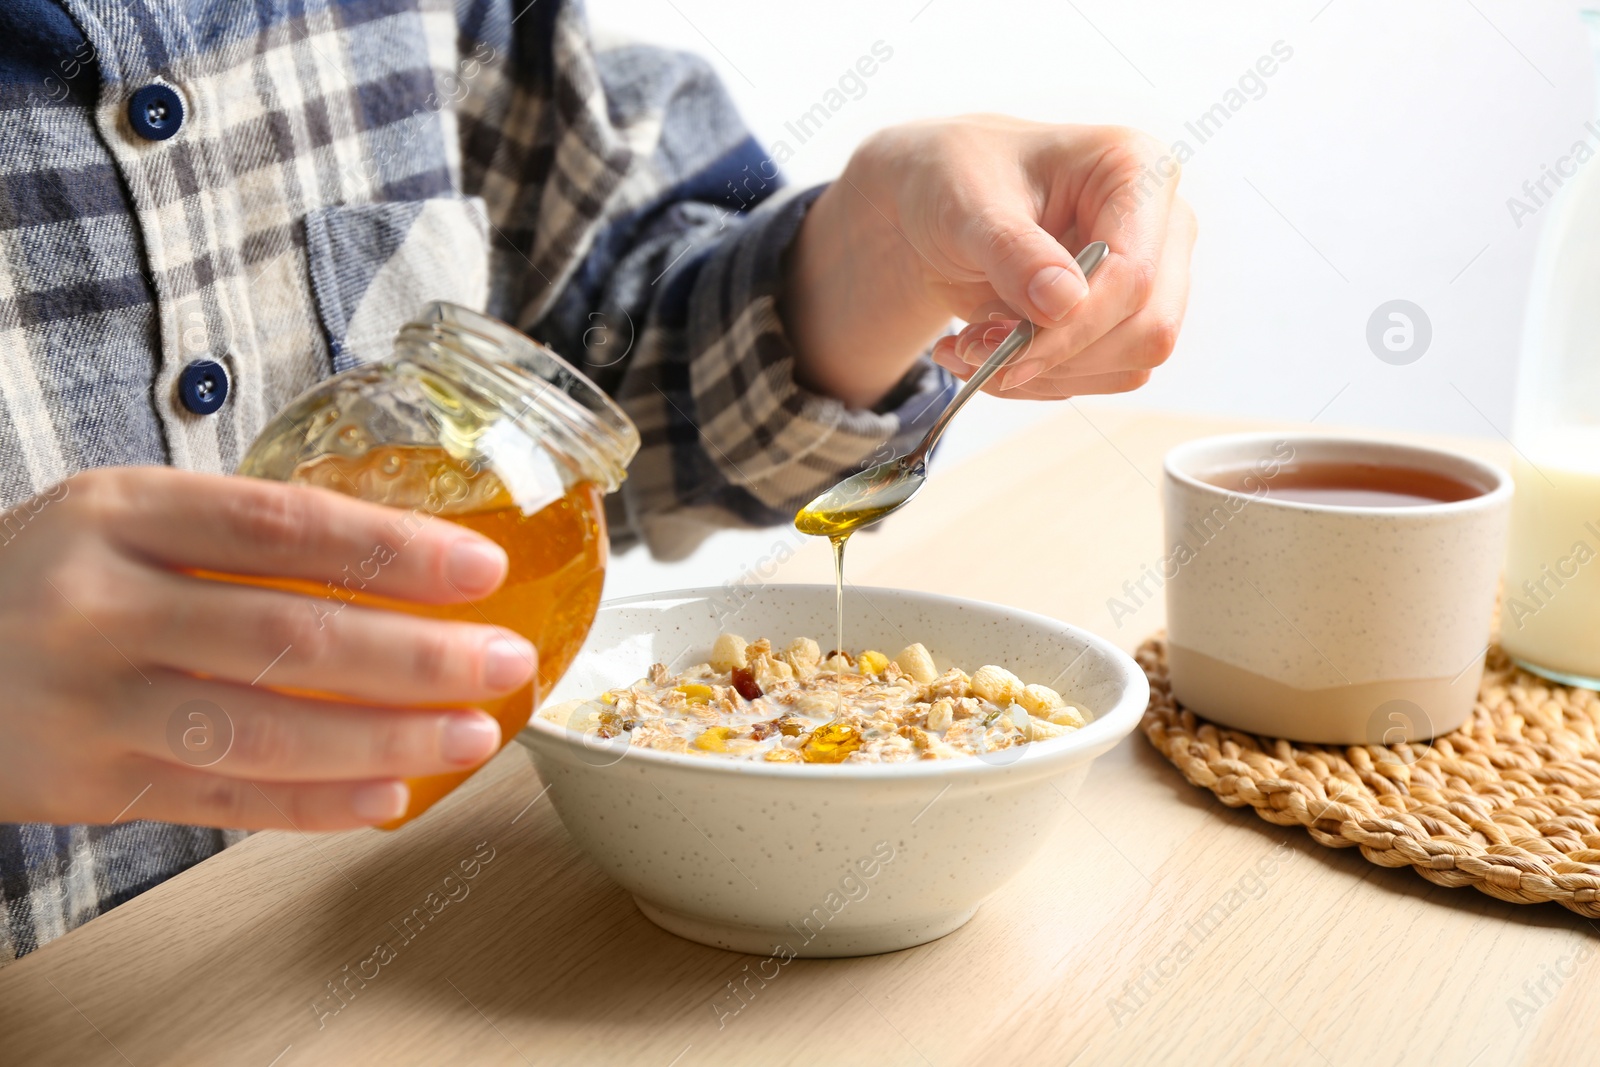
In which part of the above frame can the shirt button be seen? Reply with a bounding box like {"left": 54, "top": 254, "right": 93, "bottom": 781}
{"left": 129, "top": 84, "right": 185, "bottom": 141}
{"left": 178, "top": 359, "right": 229, "bottom": 415}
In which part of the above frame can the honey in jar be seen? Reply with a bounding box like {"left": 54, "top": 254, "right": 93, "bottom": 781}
{"left": 235, "top": 302, "right": 638, "bottom": 826}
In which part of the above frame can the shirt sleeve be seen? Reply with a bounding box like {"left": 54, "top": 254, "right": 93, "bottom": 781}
{"left": 490, "top": 8, "right": 954, "bottom": 560}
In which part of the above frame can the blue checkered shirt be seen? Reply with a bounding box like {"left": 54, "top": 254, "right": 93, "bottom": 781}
{"left": 0, "top": 0, "right": 951, "bottom": 964}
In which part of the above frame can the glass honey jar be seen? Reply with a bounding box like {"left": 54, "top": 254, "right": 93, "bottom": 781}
{"left": 236, "top": 301, "right": 639, "bottom": 825}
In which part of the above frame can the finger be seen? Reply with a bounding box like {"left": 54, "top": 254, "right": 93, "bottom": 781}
{"left": 134, "top": 570, "right": 537, "bottom": 705}
{"left": 104, "top": 756, "right": 410, "bottom": 831}
{"left": 124, "top": 670, "right": 501, "bottom": 782}
{"left": 999, "top": 368, "right": 1155, "bottom": 400}
{"left": 1075, "top": 130, "right": 1178, "bottom": 314}
{"left": 99, "top": 468, "right": 510, "bottom": 603}
{"left": 933, "top": 327, "right": 1107, "bottom": 397}
{"left": 954, "top": 209, "right": 1090, "bottom": 325}
{"left": 931, "top": 345, "right": 1151, "bottom": 401}
{"left": 1009, "top": 199, "right": 1196, "bottom": 381}
{"left": 989, "top": 133, "right": 1180, "bottom": 377}
{"left": 940, "top": 194, "right": 1193, "bottom": 391}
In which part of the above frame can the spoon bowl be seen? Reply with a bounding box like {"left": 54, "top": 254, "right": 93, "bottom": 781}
{"left": 793, "top": 455, "right": 927, "bottom": 538}
{"left": 795, "top": 240, "right": 1109, "bottom": 539}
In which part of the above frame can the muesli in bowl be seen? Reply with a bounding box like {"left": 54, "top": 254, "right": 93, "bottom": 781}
{"left": 539, "top": 634, "right": 1090, "bottom": 764}
{"left": 517, "top": 585, "right": 1148, "bottom": 957}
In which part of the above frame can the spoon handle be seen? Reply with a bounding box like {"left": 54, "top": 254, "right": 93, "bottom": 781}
{"left": 911, "top": 241, "right": 1109, "bottom": 461}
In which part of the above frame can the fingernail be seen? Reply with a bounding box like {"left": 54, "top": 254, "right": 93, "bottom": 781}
{"left": 1005, "top": 358, "right": 1046, "bottom": 389}
{"left": 483, "top": 635, "right": 536, "bottom": 691}
{"left": 1028, "top": 265, "right": 1088, "bottom": 321}
{"left": 441, "top": 713, "right": 501, "bottom": 764}
{"left": 352, "top": 781, "right": 409, "bottom": 823}
{"left": 446, "top": 538, "right": 508, "bottom": 596}
{"left": 956, "top": 331, "right": 988, "bottom": 364}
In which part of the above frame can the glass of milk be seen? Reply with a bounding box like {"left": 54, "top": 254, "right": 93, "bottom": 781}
{"left": 1501, "top": 7, "right": 1600, "bottom": 688}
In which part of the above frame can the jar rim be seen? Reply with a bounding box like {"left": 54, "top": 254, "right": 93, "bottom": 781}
{"left": 400, "top": 302, "right": 640, "bottom": 493}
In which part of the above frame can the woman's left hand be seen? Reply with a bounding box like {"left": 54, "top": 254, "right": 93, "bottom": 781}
{"left": 785, "top": 115, "right": 1197, "bottom": 406}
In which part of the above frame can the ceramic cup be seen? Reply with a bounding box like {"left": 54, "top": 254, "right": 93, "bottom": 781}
{"left": 1162, "top": 433, "right": 1513, "bottom": 745}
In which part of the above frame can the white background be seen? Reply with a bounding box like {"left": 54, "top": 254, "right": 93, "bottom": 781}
{"left": 591, "top": 0, "right": 1595, "bottom": 596}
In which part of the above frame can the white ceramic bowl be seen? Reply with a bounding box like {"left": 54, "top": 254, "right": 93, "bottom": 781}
{"left": 515, "top": 585, "right": 1148, "bottom": 957}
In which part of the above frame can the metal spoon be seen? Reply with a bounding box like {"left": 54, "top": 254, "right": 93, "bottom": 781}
{"left": 794, "top": 240, "right": 1110, "bottom": 538}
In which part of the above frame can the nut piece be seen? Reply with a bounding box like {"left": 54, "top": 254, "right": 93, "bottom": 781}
{"left": 795, "top": 691, "right": 845, "bottom": 718}
{"left": 709, "top": 633, "right": 749, "bottom": 672}
{"left": 858, "top": 650, "right": 890, "bottom": 675}
{"left": 1028, "top": 718, "right": 1073, "bottom": 742}
{"left": 822, "top": 652, "right": 853, "bottom": 673}
{"left": 971, "top": 665, "right": 1024, "bottom": 706}
{"left": 1018, "top": 684, "right": 1065, "bottom": 716}
{"left": 926, "top": 698, "right": 954, "bottom": 732}
{"left": 1007, "top": 703, "right": 1030, "bottom": 731}
{"left": 1048, "top": 704, "right": 1088, "bottom": 728}
{"left": 784, "top": 636, "right": 821, "bottom": 669}
{"left": 893, "top": 643, "right": 938, "bottom": 684}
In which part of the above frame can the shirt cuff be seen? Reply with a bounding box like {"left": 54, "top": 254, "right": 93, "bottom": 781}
{"left": 685, "top": 183, "right": 956, "bottom": 517}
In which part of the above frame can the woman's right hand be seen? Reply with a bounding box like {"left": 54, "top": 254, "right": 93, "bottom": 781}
{"left": 0, "top": 466, "right": 538, "bottom": 830}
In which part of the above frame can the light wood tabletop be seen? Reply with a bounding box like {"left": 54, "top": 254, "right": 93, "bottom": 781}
{"left": 3, "top": 406, "right": 1595, "bottom": 1067}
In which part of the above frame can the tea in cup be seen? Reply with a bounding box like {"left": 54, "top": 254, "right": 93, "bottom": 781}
{"left": 1161, "top": 434, "right": 1512, "bottom": 745}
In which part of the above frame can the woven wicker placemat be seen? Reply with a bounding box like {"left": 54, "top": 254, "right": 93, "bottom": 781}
{"left": 1139, "top": 638, "right": 1600, "bottom": 917}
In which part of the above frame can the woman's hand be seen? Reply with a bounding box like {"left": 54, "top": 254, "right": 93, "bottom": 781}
{"left": 0, "top": 468, "right": 537, "bottom": 830}
{"left": 784, "top": 115, "right": 1197, "bottom": 406}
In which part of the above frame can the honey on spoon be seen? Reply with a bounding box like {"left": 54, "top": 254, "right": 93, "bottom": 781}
{"left": 795, "top": 241, "right": 1110, "bottom": 654}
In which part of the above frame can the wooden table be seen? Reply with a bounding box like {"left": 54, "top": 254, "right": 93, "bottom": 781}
{"left": 4, "top": 407, "right": 1595, "bottom": 1066}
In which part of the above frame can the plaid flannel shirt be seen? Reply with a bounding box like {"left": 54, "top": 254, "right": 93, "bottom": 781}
{"left": 0, "top": 0, "right": 951, "bottom": 964}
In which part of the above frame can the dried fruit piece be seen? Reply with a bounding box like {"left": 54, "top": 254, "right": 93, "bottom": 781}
{"left": 694, "top": 726, "right": 740, "bottom": 752}
{"left": 730, "top": 666, "right": 763, "bottom": 701}
{"left": 750, "top": 715, "right": 805, "bottom": 741}
{"left": 675, "top": 684, "right": 715, "bottom": 704}
{"left": 800, "top": 720, "right": 863, "bottom": 763}
{"left": 857, "top": 650, "right": 890, "bottom": 675}
{"left": 763, "top": 748, "right": 802, "bottom": 763}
